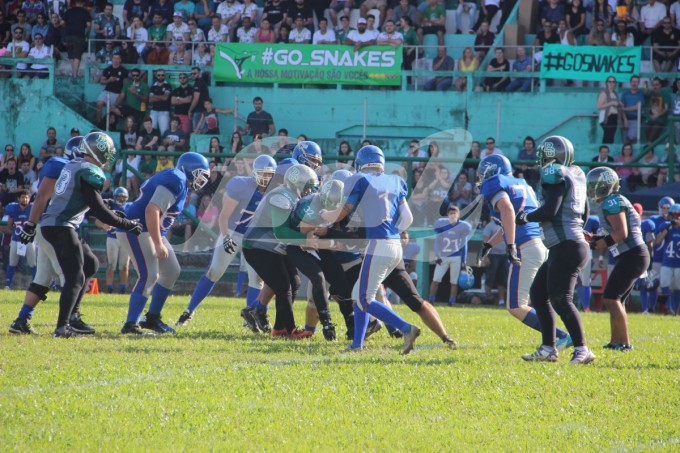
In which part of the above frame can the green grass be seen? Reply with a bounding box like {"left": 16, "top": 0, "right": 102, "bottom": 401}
{"left": 1, "top": 292, "right": 680, "bottom": 451}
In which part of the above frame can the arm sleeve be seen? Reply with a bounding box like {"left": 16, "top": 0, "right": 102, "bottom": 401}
{"left": 82, "top": 180, "right": 129, "bottom": 228}
{"left": 396, "top": 201, "right": 413, "bottom": 232}
{"left": 525, "top": 183, "right": 565, "bottom": 223}
{"left": 272, "top": 207, "right": 307, "bottom": 241}
{"left": 148, "top": 185, "right": 177, "bottom": 215}
{"left": 461, "top": 241, "right": 468, "bottom": 264}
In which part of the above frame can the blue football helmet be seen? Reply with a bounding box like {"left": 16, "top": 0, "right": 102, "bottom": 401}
{"left": 659, "top": 196, "right": 675, "bottom": 217}
{"left": 113, "top": 186, "right": 129, "bottom": 204}
{"left": 330, "top": 169, "right": 353, "bottom": 184}
{"left": 252, "top": 155, "right": 277, "bottom": 187}
{"left": 355, "top": 145, "right": 385, "bottom": 172}
{"left": 64, "top": 136, "right": 84, "bottom": 160}
{"left": 177, "top": 152, "right": 210, "bottom": 190}
{"left": 670, "top": 203, "right": 680, "bottom": 221}
{"left": 292, "top": 141, "right": 323, "bottom": 169}
{"left": 457, "top": 265, "right": 475, "bottom": 290}
{"left": 477, "top": 154, "right": 513, "bottom": 184}
{"left": 275, "top": 157, "right": 297, "bottom": 176}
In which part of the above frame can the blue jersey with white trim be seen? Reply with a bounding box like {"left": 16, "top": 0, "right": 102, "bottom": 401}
{"left": 345, "top": 172, "right": 408, "bottom": 240}
{"left": 662, "top": 227, "right": 680, "bottom": 268}
{"left": 123, "top": 168, "right": 187, "bottom": 235}
{"left": 480, "top": 174, "right": 541, "bottom": 246}
{"left": 39, "top": 157, "right": 69, "bottom": 185}
{"left": 434, "top": 218, "right": 471, "bottom": 260}
{"left": 225, "top": 176, "right": 263, "bottom": 235}
{"left": 641, "top": 218, "right": 655, "bottom": 244}
{"left": 584, "top": 215, "right": 600, "bottom": 234}
{"left": 650, "top": 215, "right": 670, "bottom": 263}
{"left": 6, "top": 202, "right": 32, "bottom": 242}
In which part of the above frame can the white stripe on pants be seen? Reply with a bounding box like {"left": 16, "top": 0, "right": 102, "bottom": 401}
{"left": 116, "top": 232, "right": 181, "bottom": 297}
{"left": 352, "top": 239, "right": 402, "bottom": 311}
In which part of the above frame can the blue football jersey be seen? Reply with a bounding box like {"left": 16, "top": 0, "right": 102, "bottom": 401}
{"left": 106, "top": 202, "right": 130, "bottom": 238}
{"left": 662, "top": 227, "right": 680, "bottom": 268}
{"left": 6, "top": 202, "right": 32, "bottom": 242}
{"left": 124, "top": 168, "right": 187, "bottom": 235}
{"left": 225, "top": 176, "right": 263, "bottom": 235}
{"left": 345, "top": 172, "right": 408, "bottom": 240}
{"left": 39, "top": 156, "right": 69, "bottom": 185}
{"left": 584, "top": 215, "right": 600, "bottom": 234}
{"left": 480, "top": 174, "right": 542, "bottom": 246}
{"left": 434, "top": 218, "right": 471, "bottom": 260}
{"left": 650, "top": 215, "right": 670, "bottom": 263}
{"left": 641, "top": 218, "right": 655, "bottom": 244}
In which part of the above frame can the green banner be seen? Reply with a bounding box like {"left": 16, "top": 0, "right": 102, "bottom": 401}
{"left": 540, "top": 44, "right": 641, "bottom": 82}
{"left": 213, "top": 43, "right": 402, "bottom": 86}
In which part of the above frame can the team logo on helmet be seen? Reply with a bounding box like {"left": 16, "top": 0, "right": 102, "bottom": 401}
{"left": 542, "top": 141, "right": 556, "bottom": 158}
{"left": 287, "top": 165, "right": 302, "bottom": 184}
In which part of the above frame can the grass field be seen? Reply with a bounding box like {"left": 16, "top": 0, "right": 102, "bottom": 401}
{"left": 1, "top": 291, "right": 680, "bottom": 451}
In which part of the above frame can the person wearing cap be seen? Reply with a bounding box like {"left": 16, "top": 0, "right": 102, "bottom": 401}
{"left": 165, "top": 11, "right": 190, "bottom": 49}
{"left": 344, "top": 17, "right": 376, "bottom": 50}
{"left": 70, "top": 128, "right": 81, "bottom": 138}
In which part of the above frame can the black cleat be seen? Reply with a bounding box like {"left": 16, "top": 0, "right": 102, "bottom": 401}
{"left": 175, "top": 310, "right": 194, "bottom": 327}
{"left": 364, "top": 319, "right": 383, "bottom": 339}
{"left": 322, "top": 322, "right": 337, "bottom": 341}
{"left": 9, "top": 318, "right": 40, "bottom": 335}
{"left": 139, "top": 313, "right": 176, "bottom": 334}
{"left": 442, "top": 336, "right": 458, "bottom": 349}
{"left": 69, "top": 313, "right": 95, "bottom": 335}
{"left": 252, "top": 308, "right": 272, "bottom": 333}
{"left": 386, "top": 325, "right": 403, "bottom": 339}
{"left": 53, "top": 325, "right": 76, "bottom": 338}
{"left": 240, "top": 307, "right": 260, "bottom": 333}
{"left": 121, "top": 322, "right": 155, "bottom": 336}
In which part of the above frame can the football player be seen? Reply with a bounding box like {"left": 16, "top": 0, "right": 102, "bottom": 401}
{"left": 576, "top": 214, "right": 601, "bottom": 313}
{"left": 652, "top": 203, "right": 680, "bottom": 315}
{"left": 631, "top": 203, "right": 656, "bottom": 314}
{"left": 649, "top": 196, "right": 675, "bottom": 312}
{"left": 98, "top": 187, "right": 131, "bottom": 294}
{"left": 4, "top": 189, "right": 35, "bottom": 289}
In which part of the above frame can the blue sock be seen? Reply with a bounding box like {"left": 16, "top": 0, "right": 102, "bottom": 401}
{"left": 126, "top": 292, "right": 148, "bottom": 323}
{"left": 640, "top": 290, "right": 649, "bottom": 312}
{"left": 236, "top": 271, "right": 246, "bottom": 295}
{"left": 304, "top": 324, "right": 316, "bottom": 333}
{"left": 366, "top": 301, "right": 411, "bottom": 334}
{"left": 648, "top": 291, "right": 658, "bottom": 312}
{"left": 18, "top": 303, "right": 34, "bottom": 320}
{"left": 521, "top": 308, "right": 542, "bottom": 332}
{"left": 671, "top": 290, "right": 680, "bottom": 314}
{"left": 576, "top": 286, "right": 591, "bottom": 310}
{"left": 246, "top": 286, "right": 261, "bottom": 309}
{"left": 107, "top": 284, "right": 114, "bottom": 293}
{"left": 428, "top": 294, "right": 435, "bottom": 303}
{"left": 351, "top": 304, "right": 370, "bottom": 349}
{"left": 187, "top": 275, "right": 216, "bottom": 312}
{"left": 256, "top": 301, "right": 269, "bottom": 311}
{"left": 30, "top": 267, "right": 36, "bottom": 278}
{"left": 148, "top": 284, "right": 172, "bottom": 315}
{"left": 661, "top": 287, "right": 670, "bottom": 297}
{"left": 120, "top": 284, "right": 127, "bottom": 292}
{"left": 448, "top": 296, "right": 456, "bottom": 305}
{"left": 6, "top": 265, "right": 16, "bottom": 286}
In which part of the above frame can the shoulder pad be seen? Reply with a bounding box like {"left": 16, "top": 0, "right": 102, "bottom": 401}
{"left": 602, "top": 194, "right": 625, "bottom": 215}
{"left": 270, "top": 193, "right": 293, "bottom": 210}
{"left": 82, "top": 164, "right": 106, "bottom": 189}
{"left": 460, "top": 221, "right": 473, "bottom": 234}
{"left": 480, "top": 176, "right": 503, "bottom": 201}
{"left": 541, "top": 163, "right": 565, "bottom": 185}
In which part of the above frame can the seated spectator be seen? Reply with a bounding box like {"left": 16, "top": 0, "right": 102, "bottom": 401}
{"left": 534, "top": 20, "right": 559, "bottom": 48}
{"left": 188, "top": 19, "right": 206, "bottom": 42}
{"left": 156, "top": 154, "right": 174, "bottom": 172}
{"left": 96, "top": 40, "right": 117, "bottom": 65}
{"left": 474, "top": 21, "right": 495, "bottom": 61}
{"left": 336, "top": 140, "right": 354, "bottom": 169}
{"left": 376, "top": 19, "right": 402, "bottom": 47}
{"left": 639, "top": 0, "right": 666, "bottom": 43}
{"left": 17, "top": 144, "right": 35, "bottom": 171}
{"left": 193, "top": 42, "right": 212, "bottom": 67}
{"left": 638, "top": 148, "right": 659, "bottom": 186}
{"left": 241, "top": 0, "right": 258, "bottom": 23}
{"left": 360, "top": 0, "right": 387, "bottom": 22}
{"left": 124, "top": 0, "right": 151, "bottom": 29}
{"left": 611, "top": 20, "right": 635, "bottom": 47}
{"left": 41, "top": 126, "right": 64, "bottom": 155}
{"left": 482, "top": 48, "right": 510, "bottom": 92}
{"left": 286, "top": 0, "right": 314, "bottom": 31}
{"left": 31, "top": 13, "right": 50, "bottom": 43}
{"left": 336, "top": 15, "right": 354, "bottom": 44}
{"left": 403, "top": 139, "right": 428, "bottom": 170}
{"left": 461, "top": 140, "right": 481, "bottom": 184}
{"left": 256, "top": 18, "right": 276, "bottom": 43}
{"left": 118, "top": 38, "right": 140, "bottom": 65}
{"left": 313, "top": 18, "right": 337, "bottom": 44}
{"left": 277, "top": 24, "right": 290, "bottom": 43}
{"left": 651, "top": 18, "right": 680, "bottom": 72}
{"left": 289, "top": 16, "right": 311, "bottom": 43}
{"left": 147, "top": 12, "right": 168, "bottom": 45}
{"left": 228, "top": 131, "right": 244, "bottom": 154}
{"left": 392, "top": 0, "right": 417, "bottom": 27}
{"left": 166, "top": 11, "right": 190, "bottom": 44}
{"left": 505, "top": 47, "right": 533, "bottom": 92}
{"left": 135, "top": 117, "right": 161, "bottom": 151}
{"left": 200, "top": 160, "right": 222, "bottom": 197}
{"left": 0, "top": 145, "right": 16, "bottom": 172}
{"left": 19, "top": 161, "right": 37, "bottom": 188}
{"left": 193, "top": 0, "right": 215, "bottom": 32}
{"left": 168, "top": 194, "right": 196, "bottom": 252}
{"left": 448, "top": 172, "right": 472, "bottom": 210}
{"left": 120, "top": 115, "right": 139, "bottom": 151}
{"left": 592, "top": 0, "right": 613, "bottom": 31}
{"left": 418, "top": 0, "right": 445, "bottom": 46}
{"left": 237, "top": 16, "right": 257, "bottom": 43}
{"left": 26, "top": 33, "right": 52, "bottom": 79}
{"left": 169, "top": 41, "right": 191, "bottom": 65}
{"left": 174, "top": 0, "right": 196, "bottom": 22}
{"left": 565, "top": 0, "right": 586, "bottom": 36}
{"left": 127, "top": 16, "right": 149, "bottom": 55}
{"left": 592, "top": 145, "right": 615, "bottom": 163}
{"left": 616, "top": 142, "right": 635, "bottom": 179}
{"left": 541, "top": 0, "right": 566, "bottom": 30}
{"left": 513, "top": 136, "right": 540, "bottom": 188}
{"left": 2, "top": 27, "right": 29, "bottom": 78}
{"left": 207, "top": 15, "right": 229, "bottom": 43}
{"left": 480, "top": 136, "right": 503, "bottom": 158}
{"left": 160, "top": 116, "right": 187, "bottom": 151}
{"left": 138, "top": 153, "right": 157, "bottom": 179}
{"left": 263, "top": 0, "right": 288, "bottom": 35}
{"left": 588, "top": 19, "right": 611, "bottom": 45}
{"left": 454, "top": 47, "right": 477, "bottom": 92}
{"left": 472, "top": 0, "right": 500, "bottom": 34}
{"left": 146, "top": 42, "right": 169, "bottom": 65}
{"left": 557, "top": 19, "right": 576, "bottom": 45}
{"left": 423, "top": 47, "right": 453, "bottom": 91}
{"left": 619, "top": 0, "right": 641, "bottom": 41}
{"left": 365, "top": 14, "right": 380, "bottom": 39}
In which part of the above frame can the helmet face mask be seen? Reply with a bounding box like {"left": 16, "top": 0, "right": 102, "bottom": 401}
{"left": 284, "top": 164, "right": 319, "bottom": 198}
{"left": 292, "top": 141, "right": 323, "bottom": 170}
{"left": 659, "top": 196, "right": 675, "bottom": 217}
{"left": 176, "top": 152, "right": 210, "bottom": 191}
{"left": 586, "top": 167, "right": 620, "bottom": 202}
{"left": 320, "top": 179, "right": 344, "bottom": 210}
{"left": 113, "top": 186, "right": 129, "bottom": 204}
{"left": 670, "top": 203, "right": 680, "bottom": 222}
{"left": 537, "top": 135, "right": 574, "bottom": 167}
{"left": 64, "top": 136, "right": 84, "bottom": 161}
{"left": 477, "top": 155, "right": 512, "bottom": 185}
{"left": 252, "top": 155, "right": 277, "bottom": 188}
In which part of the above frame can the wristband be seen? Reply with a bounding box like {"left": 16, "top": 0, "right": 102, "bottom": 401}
{"left": 604, "top": 235, "right": 615, "bottom": 247}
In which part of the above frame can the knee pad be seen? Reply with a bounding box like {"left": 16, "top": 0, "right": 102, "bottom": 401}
{"left": 28, "top": 283, "right": 50, "bottom": 301}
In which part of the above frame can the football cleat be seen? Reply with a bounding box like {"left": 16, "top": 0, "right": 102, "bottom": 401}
{"left": 295, "top": 329, "right": 314, "bottom": 339}
{"left": 364, "top": 319, "right": 383, "bottom": 339}
{"left": 342, "top": 345, "right": 364, "bottom": 353}
{"left": 401, "top": 325, "right": 421, "bottom": 355}
{"left": 53, "top": 325, "right": 76, "bottom": 338}
{"left": 442, "top": 336, "right": 458, "bottom": 349}
{"left": 271, "top": 327, "right": 293, "bottom": 337}
{"left": 9, "top": 318, "right": 40, "bottom": 335}
{"left": 603, "top": 342, "right": 618, "bottom": 349}
{"left": 121, "top": 322, "right": 156, "bottom": 336}
{"left": 252, "top": 309, "right": 272, "bottom": 333}
{"left": 387, "top": 325, "right": 403, "bottom": 339}
{"left": 175, "top": 310, "right": 194, "bottom": 327}
{"left": 556, "top": 335, "right": 573, "bottom": 351}
{"left": 240, "top": 307, "right": 260, "bottom": 333}
{"left": 322, "top": 323, "right": 337, "bottom": 341}
{"left": 569, "top": 347, "right": 596, "bottom": 364}
{"left": 522, "top": 346, "right": 558, "bottom": 362}
{"left": 614, "top": 343, "right": 633, "bottom": 352}
{"left": 69, "top": 313, "right": 95, "bottom": 335}
{"left": 139, "top": 313, "right": 176, "bottom": 334}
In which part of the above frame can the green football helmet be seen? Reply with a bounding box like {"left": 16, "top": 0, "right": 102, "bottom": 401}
{"left": 586, "top": 166, "right": 620, "bottom": 202}
{"left": 537, "top": 135, "right": 575, "bottom": 168}
{"left": 284, "top": 164, "right": 319, "bottom": 198}
{"left": 82, "top": 131, "right": 117, "bottom": 169}
{"left": 319, "top": 179, "right": 344, "bottom": 210}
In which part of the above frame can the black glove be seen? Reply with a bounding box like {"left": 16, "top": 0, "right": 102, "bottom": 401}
{"left": 506, "top": 244, "right": 521, "bottom": 266}
{"left": 589, "top": 235, "right": 604, "bottom": 250}
{"left": 477, "top": 242, "right": 492, "bottom": 266}
{"left": 103, "top": 199, "right": 115, "bottom": 209}
{"left": 515, "top": 210, "right": 530, "bottom": 225}
{"left": 434, "top": 257, "right": 442, "bottom": 266}
{"left": 223, "top": 236, "right": 237, "bottom": 254}
{"left": 114, "top": 210, "right": 127, "bottom": 218}
{"left": 121, "top": 219, "right": 143, "bottom": 235}
{"left": 18, "top": 221, "right": 36, "bottom": 244}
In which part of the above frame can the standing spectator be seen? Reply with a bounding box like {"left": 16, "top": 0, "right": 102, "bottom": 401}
{"left": 472, "top": 0, "right": 500, "bottom": 34}
{"left": 482, "top": 48, "right": 510, "bottom": 92}
{"left": 119, "top": 115, "right": 139, "bottom": 150}
{"left": 597, "top": 76, "right": 627, "bottom": 144}
{"left": 193, "top": 0, "right": 215, "bottom": 32}
{"left": 409, "top": 167, "right": 430, "bottom": 226}
{"left": 256, "top": 18, "right": 276, "bottom": 43}
{"left": 188, "top": 66, "right": 210, "bottom": 132}
{"left": 639, "top": 0, "right": 667, "bottom": 43}
{"left": 160, "top": 116, "right": 187, "bottom": 151}
{"left": 424, "top": 46, "right": 454, "bottom": 91}
{"left": 123, "top": 0, "right": 150, "bottom": 29}
{"left": 236, "top": 16, "right": 257, "bottom": 43}
{"left": 171, "top": 72, "right": 193, "bottom": 135}
{"left": 192, "top": 42, "right": 212, "bottom": 67}
{"left": 3, "top": 27, "right": 29, "bottom": 78}
{"left": 96, "top": 53, "right": 128, "bottom": 124}
{"left": 592, "top": 145, "right": 616, "bottom": 163}
{"left": 345, "top": 18, "right": 377, "bottom": 51}
{"left": 148, "top": 69, "right": 171, "bottom": 136}
{"left": 135, "top": 116, "right": 161, "bottom": 151}
{"left": 41, "top": 127, "right": 64, "bottom": 155}
{"left": 0, "top": 159, "right": 27, "bottom": 206}
{"left": 289, "top": 16, "right": 312, "bottom": 43}
{"left": 645, "top": 77, "right": 671, "bottom": 145}
{"left": 482, "top": 220, "right": 508, "bottom": 305}
{"left": 513, "top": 136, "right": 540, "bottom": 187}
{"left": 651, "top": 18, "right": 680, "bottom": 73}
{"left": 194, "top": 98, "right": 232, "bottom": 135}
{"left": 26, "top": 32, "right": 52, "bottom": 79}
{"left": 480, "top": 137, "right": 503, "bottom": 158}
{"left": 461, "top": 140, "right": 481, "bottom": 184}
{"left": 474, "top": 21, "right": 495, "bottom": 61}
{"left": 94, "top": 3, "right": 122, "bottom": 50}
{"left": 244, "top": 96, "right": 275, "bottom": 138}
{"left": 313, "top": 17, "right": 337, "bottom": 44}
{"left": 286, "top": 0, "right": 314, "bottom": 31}
{"left": 621, "top": 75, "right": 644, "bottom": 143}
{"left": 418, "top": 0, "right": 446, "bottom": 46}
{"left": 336, "top": 15, "right": 354, "bottom": 44}
{"left": 565, "top": 0, "right": 586, "bottom": 37}
{"left": 112, "top": 67, "right": 149, "bottom": 126}
{"left": 505, "top": 47, "right": 533, "bottom": 92}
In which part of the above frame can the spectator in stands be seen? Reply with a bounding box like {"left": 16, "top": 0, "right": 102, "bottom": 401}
{"left": 96, "top": 39, "right": 117, "bottom": 65}
{"left": 127, "top": 16, "right": 149, "bottom": 55}
{"left": 188, "top": 19, "right": 206, "bottom": 42}
{"left": 336, "top": 140, "right": 354, "bottom": 169}
{"left": 0, "top": 158, "right": 27, "bottom": 206}
{"left": 11, "top": 11, "right": 32, "bottom": 41}
{"left": 597, "top": 76, "right": 626, "bottom": 144}
{"left": 0, "top": 145, "right": 16, "bottom": 171}
{"left": 611, "top": 19, "right": 635, "bottom": 47}
{"left": 360, "top": 0, "right": 387, "bottom": 22}
{"left": 592, "top": 145, "right": 616, "bottom": 163}
{"left": 207, "top": 14, "right": 229, "bottom": 43}
{"left": 193, "top": 42, "right": 212, "bottom": 67}
{"left": 160, "top": 116, "right": 187, "bottom": 152}
{"left": 513, "top": 136, "right": 540, "bottom": 188}
{"left": 592, "top": 0, "right": 613, "bottom": 31}
{"left": 272, "top": 128, "right": 294, "bottom": 154}
{"left": 98, "top": 111, "right": 120, "bottom": 132}
{"left": 399, "top": 16, "right": 418, "bottom": 72}
{"left": 256, "top": 18, "right": 276, "bottom": 43}
{"left": 112, "top": 67, "right": 149, "bottom": 126}
{"left": 19, "top": 161, "right": 37, "bottom": 188}
{"left": 124, "top": 0, "right": 150, "bottom": 29}
{"left": 217, "top": 0, "right": 243, "bottom": 42}
{"left": 481, "top": 48, "right": 510, "bottom": 92}
{"left": 505, "top": 46, "right": 533, "bottom": 92}
{"left": 146, "top": 13, "right": 167, "bottom": 51}
{"left": 651, "top": 18, "right": 680, "bottom": 72}
{"left": 277, "top": 24, "right": 290, "bottom": 43}
{"left": 17, "top": 144, "right": 35, "bottom": 170}
{"left": 229, "top": 131, "right": 244, "bottom": 154}
{"left": 118, "top": 38, "right": 140, "bottom": 65}
{"left": 171, "top": 72, "right": 193, "bottom": 135}
{"left": 423, "top": 46, "right": 454, "bottom": 91}
{"left": 447, "top": 171, "right": 472, "bottom": 210}
{"left": 287, "top": 0, "right": 314, "bottom": 31}
{"left": 474, "top": 21, "right": 495, "bottom": 61}
{"left": 195, "top": 98, "right": 232, "bottom": 135}
{"left": 41, "top": 127, "right": 64, "bottom": 155}
{"left": 138, "top": 153, "right": 157, "bottom": 180}
{"left": 557, "top": 18, "right": 576, "bottom": 45}
{"left": 616, "top": 142, "right": 635, "bottom": 179}
{"left": 456, "top": 0, "right": 477, "bottom": 34}
{"left": 409, "top": 167, "right": 430, "bottom": 226}
{"left": 403, "top": 139, "right": 428, "bottom": 170}
{"left": 168, "top": 193, "right": 196, "bottom": 250}
{"left": 639, "top": 0, "right": 667, "bottom": 43}
{"left": 534, "top": 20, "right": 559, "bottom": 48}
{"left": 237, "top": 16, "right": 257, "bottom": 43}
{"left": 156, "top": 154, "right": 174, "bottom": 172}
{"left": 639, "top": 147, "right": 659, "bottom": 186}
{"left": 480, "top": 136, "right": 503, "bottom": 158}
{"left": 26, "top": 32, "right": 51, "bottom": 79}
{"left": 618, "top": 0, "right": 641, "bottom": 41}
{"left": 418, "top": 0, "right": 445, "bottom": 46}
{"left": 376, "top": 19, "right": 401, "bottom": 46}
{"left": 94, "top": 3, "right": 122, "bottom": 50}
{"left": 336, "top": 15, "right": 353, "bottom": 44}
{"left": 207, "top": 136, "right": 224, "bottom": 159}
{"left": 290, "top": 15, "right": 312, "bottom": 43}
{"left": 188, "top": 67, "right": 210, "bottom": 131}
{"left": 149, "top": 0, "right": 173, "bottom": 26}
{"left": 541, "top": 0, "right": 566, "bottom": 30}
{"left": 658, "top": 142, "right": 680, "bottom": 185}
{"left": 392, "top": 0, "right": 417, "bottom": 26}
{"left": 169, "top": 40, "right": 191, "bottom": 65}
{"left": 365, "top": 14, "right": 380, "bottom": 39}
{"left": 0, "top": 11, "right": 11, "bottom": 47}
{"left": 148, "top": 69, "right": 171, "bottom": 135}
{"left": 244, "top": 96, "right": 276, "bottom": 138}
{"left": 472, "top": 0, "right": 500, "bottom": 34}
{"left": 2, "top": 26, "right": 29, "bottom": 78}
{"left": 200, "top": 159, "right": 222, "bottom": 197}
{"left": 193, "top": 0, "right": 215, "bottom": 32}
{"left": 263, "top": 0, "right": 288, "bottom": 35}
{"left": 461, "top": 140, "right": 480, "bottom": 183}
{"left": 453, "top": 47, "right": 477, "bottom": 92}
{"left": 46, "top": 13, "right": 65, "bottom": 55}
{"left": 566, "top": 0, "right": 586, "bottom": 37}
{"left": 166, "top": 11, "right": 190, "bottom": 45}
{"left": 313, "top": 17, "right": 337, "bottom": 44}
{"left": 672, "top": 0, "right": 680, "bottom": 29}
{"left": 242, "top": 0, "right": 259, "bottom": 23}
{"left": 136, "top": 116, "right": 161, "bottom": 151}
{"left": 146, "top": 41, "right": 169, "bottom": 65}
{"left": 119, "top": 115, "right": 139, "bottom": 151}
{"left": 174, "top": 0, "right": 195, "bottom": 22}
{"left": 645, "top": 77, "right": 671, "bottom": 145}
{"left": 621, "top": 74, "right": 644, "bottom": 143}
{"left": 31, "top": 13, "right": 49, "bottom": 43}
